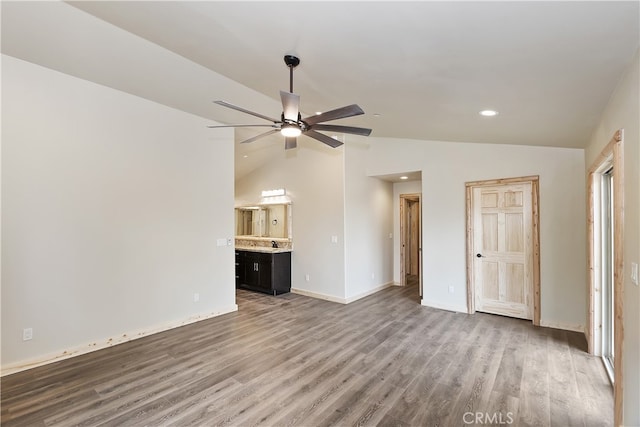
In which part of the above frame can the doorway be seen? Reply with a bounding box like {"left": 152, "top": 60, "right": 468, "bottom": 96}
{"left": 465, "top": 176, "right": 540, "bottom": 324}
{"left": 587, "top": 130, "right": 624, "bottom": 426}
{"left": 601, "top": 168, "right": 615, "bottom": 380}
{"left": 400, "top": 193, "right": 422, "bottom": 296}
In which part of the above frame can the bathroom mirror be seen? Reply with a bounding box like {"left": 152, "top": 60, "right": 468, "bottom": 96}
{"left": 235, "top": 204, "right": 291, "bottom": 239}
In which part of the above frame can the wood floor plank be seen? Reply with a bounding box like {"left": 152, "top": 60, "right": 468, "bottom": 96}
{"left": 570, "top": 345, "right": 613, "bottom": 427}
{"left": 517, "top": 329, "right": 551, "bottom": 427}
{"left": 1, "top": 284, "right": 612, "bottom": 426}
{"left": 546, "top": 329, "right": 586, "bottom": 427}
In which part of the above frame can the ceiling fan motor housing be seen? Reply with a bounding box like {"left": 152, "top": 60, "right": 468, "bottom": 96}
{"left": 284, "top": 55, "right": 300, "bottom": 68}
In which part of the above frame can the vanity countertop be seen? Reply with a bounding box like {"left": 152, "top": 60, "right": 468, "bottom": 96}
{"left": 235, "top": 246, "right": 292, "bottom": 254}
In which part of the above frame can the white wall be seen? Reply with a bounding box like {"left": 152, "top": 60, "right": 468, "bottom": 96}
{"left": 343, "top": 140, "right": 394, "bottom": 300}
{"left": 585, "top": 49, "right": 639, "bottom": 427}
{"left": 392, "top": 180, "right": 423, "bottom": 285}
{"left": 366, "top": 138, "right": 586, "bottom": 328}
{"left": 234, "top": 139, "right": 346, "bottom": 300}
{"left": 1, "top": 56, "right": 236, "bottom": 373}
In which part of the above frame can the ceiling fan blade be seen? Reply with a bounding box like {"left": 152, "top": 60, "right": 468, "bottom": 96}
{"left": 304, "top": 130, "right": 343, "bottom": 148}
{"left": 304, "top": 104, "right": 365, "bottom": 126}
{"left": 312, "top": 124, "right": 372, "bottom": 136}
{"left": 207, "top": 124, "right": 278, "bottom": 128}
{"left": 239, "top": 129, "right": 280, "bottom": 144}
{"left": 280, "top": 91, "right": 300, "bottom": 122}
{"left": 214, "top": 100, "right": 279, "bottom": 123}
{"left": 285, "top": 137, "right": 297, "bottom": 150}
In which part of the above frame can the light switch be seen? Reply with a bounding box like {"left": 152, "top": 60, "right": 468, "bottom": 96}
{"left": 331, "top": 235, "right": 338, "bottom": 243}
{"left": 632, "top": 262, "right": 639, "bottom": 286}
{"left": 216, "top": 238, "right": 226, "bottom": 247}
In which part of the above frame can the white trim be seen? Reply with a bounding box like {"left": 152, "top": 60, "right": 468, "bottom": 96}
{"left": 0, "top": 305, "right": 238, "bottom": 377}
{"left": 345, "top": 282, "right": 394, "bottom": 304}
{"left": 421, "top": 299, "right": 468, "bottom": 314}
{"left": 539, "top": 319, "right": 585, "bottom": 333}
{"left": 291, "top": 288, "right": 347, "bottom": 304}
{"left": 292, "top": 282, "right": 394, "bottom": 305}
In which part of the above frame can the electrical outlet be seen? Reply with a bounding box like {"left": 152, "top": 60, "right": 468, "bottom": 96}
{"left": 193, "top": 293, "right": 200, "bottom": 302}
{"left": 23, "top": 328, "right": 33, "bottom": 341}
{"left": 216, "top": 238, "right": 226, "bottom": 247}
{"left": 448, "top": 286, "right": 455, "bottom": 294}
{"left": 305, "top": 274, "right": 310, "bottom": 282}
{"left": 389, "top": 233, "right": 393, "bottom": 239}
{"left": 331, "top": 235, "right": 338, "bottom": 244}
{"left": 371, "top": 273, "right": 375, "bottom": 279}
{"left": 632, "top": 262, "right": 639, "bottom": 286}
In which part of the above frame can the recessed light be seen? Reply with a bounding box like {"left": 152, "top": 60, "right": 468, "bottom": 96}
{"left": 400, "top": 176, "right": 408, "bottom": 180}
{"left": 243, "top": 155, "right": 248, "bottom": 158}
{"left": 479, "top": 110, "right": 498, "bottom": 117}
{"left": 373, "top": 113, "right": 381, "bottom": 117}
{"left": 315, "top": 111, "right": 323, "bottom": 115}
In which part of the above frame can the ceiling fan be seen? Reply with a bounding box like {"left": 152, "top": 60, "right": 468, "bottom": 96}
{"left": 208, "top": 55, "right": 372, "bottom": 150}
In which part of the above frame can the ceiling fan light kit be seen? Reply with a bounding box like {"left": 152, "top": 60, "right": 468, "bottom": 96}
{"left": 209, "top": 55, "right": 372, "bottom": 150}
{"left": 280, "top": 124, "right": 302, "bottom": 137}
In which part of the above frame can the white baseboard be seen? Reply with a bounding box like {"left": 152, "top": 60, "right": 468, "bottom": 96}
{"left": 421, "top": 298, "right": 469, "bottom": 314}
{"left": 539, "top": 320, "right": 585, "bottom": 333}
{"left": 345, "top": 282, "right": 394, "bottom": 304}
{"left": 292, "top": 282, "right": 394, "bottom": 305}
{"left": 291, "top": 288, "right": 346, "bottom": 303}
{"left": 1, "top": 304, "right": 238, "bottom": 377}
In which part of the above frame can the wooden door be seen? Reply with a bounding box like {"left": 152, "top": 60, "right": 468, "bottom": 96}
{"left": 400, "top": 193, "right": 422, "bottom": 290}
{"left": 472, "top": 183, "right": 533, "bottom": 320}
{"left": 407, "top": 200, "right": 420, "bottom": 276}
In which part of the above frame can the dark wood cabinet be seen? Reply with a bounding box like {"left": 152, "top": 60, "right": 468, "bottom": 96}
{"left": 235, "top": 250, "right": 291, "bottom": 295}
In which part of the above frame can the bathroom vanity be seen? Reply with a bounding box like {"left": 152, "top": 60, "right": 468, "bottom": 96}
{"left": 235, "top": 202, "right": 292, "bottom": 295}
{"left": 235, "top": 248, "right": 291, "bottom": 295}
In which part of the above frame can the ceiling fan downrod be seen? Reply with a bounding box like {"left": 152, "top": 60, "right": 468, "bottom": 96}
{"left": 284, "top": 55, "right": 300, "bottom": 94}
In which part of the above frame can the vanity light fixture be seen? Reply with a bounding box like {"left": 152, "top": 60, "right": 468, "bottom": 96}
{"left": 400, "top": 176, "right": 409, "bottom": 180}
{"left": 261, "top": 189, "right": 286, "bottom": 198}
{"left": 479, "top": 109, "right": 498, "bottom": 117}
{"left": 260, "top": 188, "right": 290, "bottom": 204}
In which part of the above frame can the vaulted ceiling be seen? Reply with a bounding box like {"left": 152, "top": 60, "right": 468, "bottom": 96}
{"left": 3, "top": 1, "right": 639, "bottom": 179}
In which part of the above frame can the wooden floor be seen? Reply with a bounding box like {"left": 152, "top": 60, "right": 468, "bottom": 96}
{"left": 2, "top": 283, "right": 612, "bottom": 426}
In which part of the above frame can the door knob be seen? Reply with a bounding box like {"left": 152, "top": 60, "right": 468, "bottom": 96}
{"left": 476, "top": 253, "right": 483, "bottom": 258}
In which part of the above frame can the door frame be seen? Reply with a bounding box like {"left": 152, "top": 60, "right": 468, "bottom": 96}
{"left": 399, "top": 193, "right": 422, "bottom": 294}
{"left": 465, "top": 175, "right": 541, "bottom": 326}
{"left": 587, "top": 130, "right": 624, "bottom": 427}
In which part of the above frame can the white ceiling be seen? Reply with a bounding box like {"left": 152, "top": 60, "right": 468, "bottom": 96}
{"left": 3, "top": 1, "right": 639, "bottom": 179}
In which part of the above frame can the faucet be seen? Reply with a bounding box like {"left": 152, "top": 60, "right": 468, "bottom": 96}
{"left": 271, "top": 240, "right": 278, "bottom": 248}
